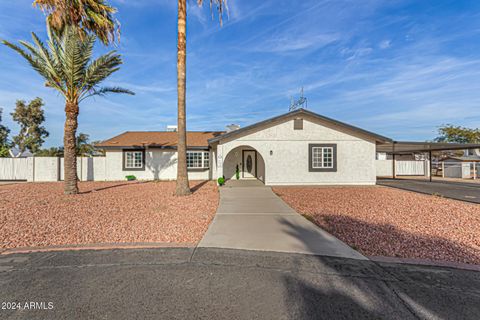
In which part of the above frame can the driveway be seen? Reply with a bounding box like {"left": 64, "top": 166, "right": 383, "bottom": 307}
{"left": 378, "top": 178, "right": 480, "bottom": 203}
{"left": 1, "top": 248, "right": 479, "bottom": 319}
{"left": 199, "top": 180, "right": 365, "bottom": 259}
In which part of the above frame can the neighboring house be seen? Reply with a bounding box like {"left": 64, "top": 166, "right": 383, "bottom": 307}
{"left": 440, "top": 154, "right": 480, "bottom": 179}
{"left": 9, "top": 147, "right": 33, "bottom": 158}
{"left": 97, "top": 109, "right": 391, "bottom": 185}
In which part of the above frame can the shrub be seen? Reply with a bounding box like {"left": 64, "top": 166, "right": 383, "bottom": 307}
{"left": 217, "top": 177, "right": 225, "bottom": 186}
{"left": 235, "top": 164, "right": 240, "bottom": 180}
{"left": 125, "top": 175, "right": 136, "bottom": 181}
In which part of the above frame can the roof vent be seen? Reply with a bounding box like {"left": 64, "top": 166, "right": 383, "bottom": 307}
{"left": 166, "top": 125, "right": 178, "bottom": 132}
{"left": 226, "top": 124, "right": 241, "bottom": 132}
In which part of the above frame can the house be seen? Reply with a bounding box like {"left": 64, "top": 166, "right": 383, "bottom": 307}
{"left": 440, "top": 153, "right": 480, "bottom": 179}
{"left": 9, "top": 147, "right": 33, "bottom": 158}
{"left": 96, "top": 108, "right": 391, "bottom": 185}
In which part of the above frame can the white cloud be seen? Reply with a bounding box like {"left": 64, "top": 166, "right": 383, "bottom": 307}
{"left": 379, "top": 40, "right": 391, "bottom": 49}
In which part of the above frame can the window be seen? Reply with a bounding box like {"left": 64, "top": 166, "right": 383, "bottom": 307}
{"left": 187, "top": 151, "right": 209, "bottom": 169}
{"left": 123, "top": 149, "right": 145, "bottom": 171}
{"left": 309, "top": 144, "right": 337, "bottom": 172}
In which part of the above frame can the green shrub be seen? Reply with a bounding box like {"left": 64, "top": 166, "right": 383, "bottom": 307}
{"left": 235, "top": 164, "right": 240, "bottom": 180}
{"left": 125, "top": 175, "right": 136, "bottom": 181}
{"left": 217, "top": 177, "right": 225, "bottom": 186}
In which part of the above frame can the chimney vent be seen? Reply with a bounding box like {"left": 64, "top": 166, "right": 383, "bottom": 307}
{"left": 226, "top": 124, "right": 241, "bottom": 132}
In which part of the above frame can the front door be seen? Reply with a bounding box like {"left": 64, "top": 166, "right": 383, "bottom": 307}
{"left": 242, "top": 150, "right": 257, "bottom": 178}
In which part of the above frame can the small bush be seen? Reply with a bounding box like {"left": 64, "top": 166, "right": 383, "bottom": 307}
{"left": 125, "top": 175, "right": 137, "bottom": 181}
{"left": 235, "top": 164, "right": 240, "bottom": 180}
{"left": 217, "top": 177, "right": 225, "bottom": 186}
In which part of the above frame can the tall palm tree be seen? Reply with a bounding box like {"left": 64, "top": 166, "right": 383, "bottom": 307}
{"left": 2, "top": 26, "right": 133, "bottom": 194}
{"left": 175, "top": 0, "right": 226, "bottom": 196}
{"left": 33, "top": 0, "right": 119, "bottom": 45}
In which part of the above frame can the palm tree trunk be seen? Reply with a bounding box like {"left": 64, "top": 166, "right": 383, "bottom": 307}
{"left": 64, "top": 101, "right": 79, "bottom": 195}
{"left": 175, "top": 0, "right": 191, "bottom": 196}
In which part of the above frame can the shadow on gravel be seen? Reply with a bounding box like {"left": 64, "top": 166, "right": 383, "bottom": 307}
{"left": 190, "top": 180, "right": 210, "bottom": 193}
{"left": 278, "top": 216, "right": 480, "bottom": 319}
{"left": 80, "top": 181, "right": 152, "bottom": 194}
{"left": 318, "top": 214, "right": 480, "bottom": 265}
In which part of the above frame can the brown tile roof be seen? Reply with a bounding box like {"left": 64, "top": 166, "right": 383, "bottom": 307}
{"left": 96, "top": 131, "right": 224, "bottom": 148}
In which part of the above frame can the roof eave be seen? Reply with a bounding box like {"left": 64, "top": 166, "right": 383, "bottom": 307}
{"left": 208, "top": 108, "right": 392, "bottom": 144}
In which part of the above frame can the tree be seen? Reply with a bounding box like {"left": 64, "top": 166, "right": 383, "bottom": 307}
{"left": 434, "top": 125, "right": 480, "bottom": 144}
{"left": 33, "top": 0, "right": 119, "bottom": 45}
{"left": 76, "top": 132, "right": 103, "bottom": 156}
{"left": 175, "top": 0, "right": 226, "bottom": 196}
{"left": 2, "top": 26, "right": 133, "bottom": 194}
{"left": 35, "top": 146, "right": 64, "bottom": 157}
{"left": 0, "top": 108, "right": 10, "bottom": 158}
{"left": 11, "top": 98, "right": 49, "bottom": 154}
{"left": 0, "top": 108, "right": 10, "bottom": 147}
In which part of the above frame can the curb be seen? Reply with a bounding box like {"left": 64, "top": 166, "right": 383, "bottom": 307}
{"left": 369, "top": 255, "right": 480, "bottom": 272}
{"left": 1, "top": 242, "right": 196, "bottom": 255}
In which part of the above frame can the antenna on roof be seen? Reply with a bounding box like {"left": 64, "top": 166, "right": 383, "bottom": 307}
{"left": 289, "top": 87, "right": 307, "bottom": 111}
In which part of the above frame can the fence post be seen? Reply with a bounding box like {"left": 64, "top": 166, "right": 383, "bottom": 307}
{"left": 474, "top": 162, "right": 477, "bottom": 180}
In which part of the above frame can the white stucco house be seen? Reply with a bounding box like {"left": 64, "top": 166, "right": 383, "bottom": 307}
{"left": 96, "top": 109, "right": 391, "bottom": 185}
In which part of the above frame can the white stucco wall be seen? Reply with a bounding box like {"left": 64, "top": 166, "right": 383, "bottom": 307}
{"left": 104, "top": 149, "right": 210, "bottom": 181}
{"left": 376, "top": 160, "right": 393, "bottom": 177}
{"left": 217, "top": 118, "right": 378, "bottom": 185}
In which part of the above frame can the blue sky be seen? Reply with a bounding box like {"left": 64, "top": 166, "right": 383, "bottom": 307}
{"left": 1, "top": 0, "right": 480, "bottom": 146}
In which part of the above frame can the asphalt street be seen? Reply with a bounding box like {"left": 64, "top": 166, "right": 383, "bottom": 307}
{"left": 378, "top": 178, "right": 480, "bottom": 203}
{"left": 0, "top": 247, "right": 479, "bottom": 319}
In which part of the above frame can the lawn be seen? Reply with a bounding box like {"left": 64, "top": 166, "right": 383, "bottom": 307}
{"left": 0, "top": 181, "right": 218, "bottom": 250}
{"left": 274, "top": 186, "right": 480, "bottom": 265}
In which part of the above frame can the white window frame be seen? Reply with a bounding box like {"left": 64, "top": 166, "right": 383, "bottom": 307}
{"left": 187, "top": 151, "right": 210, "bottom": 169}
{"left": 124, "top": 150, "right": 144, "bottom": 169}
{"left": 311, "top": 147, "right": 334, "bottom": 169}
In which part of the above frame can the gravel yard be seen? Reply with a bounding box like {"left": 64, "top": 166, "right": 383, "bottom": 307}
{"left": 274, "top": 186, "right": 480, "bottom": 265}
{"left": 0, "top": 181, "right": 218, "bottom": 249}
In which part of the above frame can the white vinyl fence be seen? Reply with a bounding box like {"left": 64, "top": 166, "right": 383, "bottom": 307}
{"left": 0, "top": 157, "right": 106, "bottom": 182}
{"left": 0, "top": 158, "right": 30, "bottom": 180}
{"left": 376, "top": 160, "right": 428, "bottom": 177}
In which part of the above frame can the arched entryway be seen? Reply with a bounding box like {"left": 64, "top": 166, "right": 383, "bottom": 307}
{"left": 223, "top": 145, "right": 266, "bottom": 183}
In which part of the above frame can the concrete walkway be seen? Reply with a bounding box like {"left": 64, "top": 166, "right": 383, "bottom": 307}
{"left": 199, "top": 181, "right": 366, "bottom": 259}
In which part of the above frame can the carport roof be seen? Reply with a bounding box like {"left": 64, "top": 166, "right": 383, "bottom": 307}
{"left": 377, "top": 141, "right": 480, "bottom": 154}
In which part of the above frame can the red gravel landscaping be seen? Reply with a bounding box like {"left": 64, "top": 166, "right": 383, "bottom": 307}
{"left": 0, "top": 181, "right": 218, "bottom": 249}
{"left": 273, "top": 186, "right": 480, "bottom": 265}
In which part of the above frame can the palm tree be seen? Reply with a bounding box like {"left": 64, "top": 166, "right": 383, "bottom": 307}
{"left": 33, "top": 0, "right": 119, "bottom": 45}
{"left": 175, "top": 0, "right": 226, "bottom": 196}
{"left": 2, "top": 26, "right": 133, "bottom": 194}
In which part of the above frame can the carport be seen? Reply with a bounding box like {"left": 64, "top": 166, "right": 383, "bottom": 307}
{"left": 376, "top": 141, "right": 480, "bottom": 203}
{"left": 377, "top": 141, "right": 480, "bottom": 182}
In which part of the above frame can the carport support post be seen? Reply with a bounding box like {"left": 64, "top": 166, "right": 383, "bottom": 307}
{"left": 429, "top": 150, "right": 432, "bottom": 182}
{"left": 392, "top": 143, "right": 396, "bottom": 179}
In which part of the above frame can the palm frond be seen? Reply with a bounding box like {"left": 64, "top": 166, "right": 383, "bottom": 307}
{"left": 33, "top": 0, "right": 120, "bottom": 45}
{"left": 198, "top": 0, "right": 229, "bottom": 25}
{"left": 81, "top": 86, "right": 134, "bottom": 101}
{"left": 81, "top": 51, "right": 122, "bottom": 92}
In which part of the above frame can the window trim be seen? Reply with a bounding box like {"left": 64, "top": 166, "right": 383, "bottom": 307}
{"left": 187, "top": 150, "right": 210, "bottom": 171}
{"left": 122, "top": 149, "right": 146, "bottom": 171}
{"left": 308, "top": 144, "right": 337, "bottom": 172}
